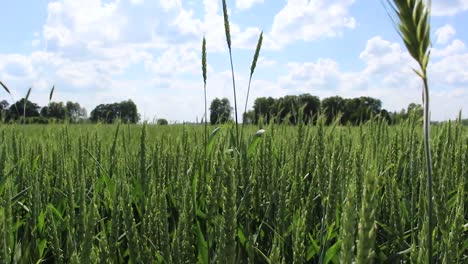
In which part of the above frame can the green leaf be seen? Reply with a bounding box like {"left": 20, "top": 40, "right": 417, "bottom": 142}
{"left": 37, "top": 238, "right": 47, "bottom": 258}
{"left": 237, "top": 226, "right": 247, "bottom": 245}
{"left": 306, "top": 235, "right": 320, "bottom": 261}
{"left": 38, "top": 210, "right": 46, "bottom": 233}
{"left": 253, "top": 246, "right": 271, "bottom": 264}
{"left": 324, "top": 240, "right": 341, "bottom": 264}
{"left": 207, "top": 127, "right": 221, "bottom": 156}
{"left": 238, "top": 226, "right": 254, "bottom": 257}
{"left": 47, "top": 204, "right": 64, "bottom": 222}
{"left": 195, "top": 221, "right": 208, "bottom": 264}
{"left": 11, "top": 187, "right": 31, "bottom": 203}
{"left": 196, "top": 208, "right": 206, "bottom": 219}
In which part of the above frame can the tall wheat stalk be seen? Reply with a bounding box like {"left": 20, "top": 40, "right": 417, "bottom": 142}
{"left": 0, "top": 81, "right": 20, "bottom": 117}
{"left": 241, "top": 32, "right": 263, "bottom": 138}
{"left": 202, "top": 37, "right": 208, "bottom": 152}
{"left": 221, "top": 0, "right": 239, "bottom": 147}
{"left": 49, "top": 85, "right": 55, "bottom": 104}
{"left": 24, "top": 87, "right": 32, "bottom": 124}
{"left": 0, "top": 81, "right": 11, "bottom": 96}
{"left": 386, "top": 0, "right": 433, "bottom": 262}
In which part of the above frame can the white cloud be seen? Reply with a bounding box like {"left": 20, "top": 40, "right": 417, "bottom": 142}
{"left": 236, "top": 0, "right": 264, "bottom": 10}
{"left": 2, "top": 0, "right": 467, "bottom": 123}
{"left": 0, "top": 54, "right": 37, "bottom": 81}
{"left": 32, "top": 39, "right": 41, "bottom": 47}
{"left": 435, "top": 24, "right": 456, "bottom": 44}
{"left": 257, "top": 57, "right": 277, "bottom": 67}
{"left": 359, "top": 36, "right": 416, "bottom": 76}
{"left": 432, "top": 53, "right": 468, "bottom": 85}
{"left": 129, "top": 0, "right": 144, "bottom": 5}
{"left": 432, "top": 0, "right": 468, "bottom": 16}
{"left": 269, "top": 0, "right": 356, "bottom": 49}
{"left": 280, "top": 59, "right": 343, "bottom": 91}
{"left": 432, "top": 39, "right": 466, "bottom": 57}
{"left": 277, "top": 36, "right": 468, "bottom": 120}
{"left": 44, "top": 0, "right": 125, "bottom": 49}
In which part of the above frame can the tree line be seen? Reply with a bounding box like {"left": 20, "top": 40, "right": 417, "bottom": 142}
{"left": 0, "top": 99, "right": 140, "bottom": 124}
{"left": 210, "top": 94, "right": 430, "bottom": 125}
{"left": 1, "top": 94, "right": 464, "bottom": 125}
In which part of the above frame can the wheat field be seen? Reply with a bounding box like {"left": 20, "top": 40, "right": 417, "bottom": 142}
{"left": 0, "top": 117, "right": 466, "bottom": 263}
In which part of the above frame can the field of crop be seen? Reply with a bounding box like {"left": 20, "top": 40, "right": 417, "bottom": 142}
{"left": 0, "top": 117, "right": 466, "bottom": 263}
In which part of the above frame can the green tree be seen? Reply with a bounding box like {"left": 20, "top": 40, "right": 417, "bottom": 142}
{"left": 0, "top": 100, "right": 8, "bottom": 111}
{"left": 41, "top": 102, "right": 67, "bottom": 120}
{"left": 0, "top": 100, "right": 8, "bottom": 121}
{"left": 322, "top": 96, "right": 345, "bottom": 124}
{"left": 118, "top": 100, "right": 139, "bottom": 123}
{"left": 66, "top": 101, "right": 87, "bottom": 122}
{"left": 342, "top": 97, "right": 382, "bottom": 125}
{"left": 6, "top": 98, "right": 40, "bottom": 121}
{"left": 407, "top": 103, "right": 423, "bottom": 117}
{"left": 274, "top": 95, "right": 298, "bottom": 124}
{"left": 242, "top": 110, "right": 255, "bottom": 124}
{"left": 90, "top": 100, "right": 139, "bottom": 124}
{"left": 210, "top": 98, "right": 232, "bottom": 125}
{"left": 253, "top": 96, "right": 276, "bottom": 124}
{"left": 157, "top": 118, "right": 168, "bottom": 125}
{"left": 298, "top": 93, "right": 320, "bottom": 124}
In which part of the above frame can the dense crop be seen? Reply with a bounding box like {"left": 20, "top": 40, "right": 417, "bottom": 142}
{"left": 0, "top": 117, "right": 466, "bottom": 263}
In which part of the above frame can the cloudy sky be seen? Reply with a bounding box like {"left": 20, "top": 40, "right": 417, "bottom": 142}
{"left": 1, "top": 0, "right": 468, "bottom": 122}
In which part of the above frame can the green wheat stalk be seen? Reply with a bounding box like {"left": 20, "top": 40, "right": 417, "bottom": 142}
{"left": 24, "top": 87, "right": 32, "bottom": 123}
{"left": 243, "top": 31, "right": 263, "bottom": 132}
{"left": 0, "top": 81, "right": 20, "bottom": 117}
{"left": 222, "top": 0, "right": 239, "bottom": 147}
{"left": 201, "top": 36, "right": 209, "bottom": 263}
{"left": 0, "top": 81, "right": 11, "bottom": 95}
{"left": 202, "top": 37, "right": 208, "bottom": 151}
{"left": 244, "top": 31, "right": 263, "bottom": 116}
{"left": 385, "top": 0, "right": 433, "bottom": 262}
{"left": 49, "top": 85, "right": 55, "bottom": 103}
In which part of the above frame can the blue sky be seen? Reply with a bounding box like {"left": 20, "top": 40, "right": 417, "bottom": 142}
{"left": 1, "top": 0, "right": 468, "bottom": 122}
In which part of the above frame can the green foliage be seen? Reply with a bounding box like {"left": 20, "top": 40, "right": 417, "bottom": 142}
{"left": 386, "top": 1, "right": 434, "bottom": 262}
{"left": 41, "top": 102, "right": 67, "bottom": 120}
{"left": 90, "top": 100, "right": 139, "bottom": 124}
{"left": 0, "top": 121, "right": 465, "bottom": 263}
{"left": 252, "top": 95, "right": 387, "bottom": 125}
{"left": 6, "top": 98, "right": 40, "bottom": 120}
{"left": 209, "top": 98, "right": 232, "bottom": 125}
{"left": 156, "top": 118, "right": 168, "bottom": 125}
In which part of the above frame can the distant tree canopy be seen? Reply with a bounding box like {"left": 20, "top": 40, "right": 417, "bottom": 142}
{"left": 0, "top": 100, "right": 9, "bottom": 119}
{"left": 209, "top": 98, "right": 232, "bottom": 125}
{"left": 322, "top": 96, "right": 345, "bottom": 124}
{"left": 251, "top": 94, "right": 320, "bottom": 124}
{"left": 157, "top": 118, "right": 168, "bottom": 125}
{"left": 0, "top": 100, "right": 8, "bottom": 111}
{"left": 252, "top": 96, "right": 276, "bottom": 124}
{"left": 66, "top": 101, "right": 87, "bottom": 122}
{"left": 90, "top": 100, "right": 139, "bottom": 124}
{"left": 390, "top": 103, "right": 423, "bottom": 124}
{"left": 341, "top": 96, "right": 385, "bottom": 124}
{"left": 250, "top": 95, "right": 390, "bottom": 125}
{"left": 6, "top": 98, "right": 40, "bottom": 121}
{"left": 41, "top": 102, "right": 67, "bottom": 120}
{"left": 275, "top": 94, "right": 320, "bottom": 124}
{"left": 0, "top": 92, "right": 440, "bottom": 126}
{"left": 41, "top": 101, "right": 87, "bottom": 122}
